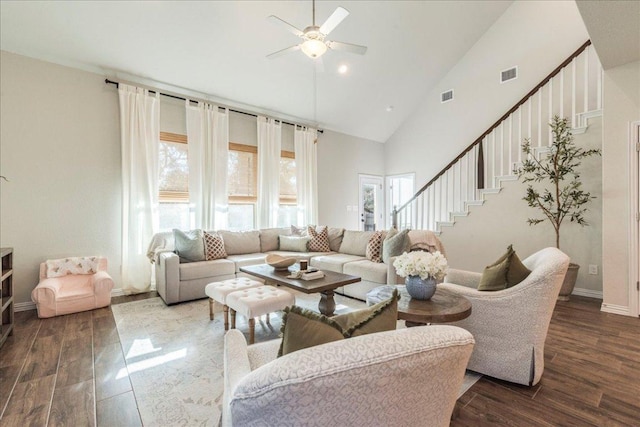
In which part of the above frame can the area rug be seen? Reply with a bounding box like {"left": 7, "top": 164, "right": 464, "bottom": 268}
{"left": 112, "top": 293, "right": 481, "bottom": 426}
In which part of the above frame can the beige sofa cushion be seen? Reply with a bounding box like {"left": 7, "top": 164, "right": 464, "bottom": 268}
{"left": 226, "top": 253, "right": 268, "bottom": 273}
{"left": 339, "top": 230, "right": 375, "bottom": 256}
{"left": 179, "top": 259, "right": 236, "bottom": 281}
{"left": 260, "top": 227, "right": 291, "bottom": 252}
{"left": 343, "top": 259, "right": 388, "bottom": 284}
{"left": 311, "top": 254, "right": 366, "bottom": 273}
{"left": 218, "top": 230, "right": 261, "bottom": 255}
{"left": 267, "top": 251, "right": 330, "bottom": 261}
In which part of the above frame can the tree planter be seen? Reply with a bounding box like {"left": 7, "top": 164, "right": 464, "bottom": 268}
{"left": 558, "top": 263, "right": 580, "bottom": 301}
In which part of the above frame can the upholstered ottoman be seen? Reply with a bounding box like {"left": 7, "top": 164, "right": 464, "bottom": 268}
{"left": 225, "top": 286, "right": 295, "bottom": 344}
{"left": 205, "top": 278, "right": 263, "bottom": 330}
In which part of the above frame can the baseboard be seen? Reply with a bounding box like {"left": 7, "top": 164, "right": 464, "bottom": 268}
{"left": 600, "top": 303, "right": 630, "bottom": 316}
{"left": 111, "top": 288, "right": 125, "bottom": 297}
{"left": 571, "top": 287, "right": 602, "bottom": 299}
{"left": 15, "top": 301, "right": 36, "bottom": 312}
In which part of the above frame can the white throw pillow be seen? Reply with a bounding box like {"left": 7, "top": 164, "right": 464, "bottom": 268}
{"left": 279, "top": 235, "right": 310, "bottom": 252}
{"left": 46, "top": 256, "right": 99, "bottom": 278}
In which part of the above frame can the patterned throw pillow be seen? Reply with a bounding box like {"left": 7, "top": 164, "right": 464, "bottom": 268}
{"left": 46, "top": 256, "right": 99, "bottom": 278}
{"left": 307, "top": 226, "right": 331, "bottom": 252}
{"left": 203, "top": 231, "right": 227, "bottom": 260}
{"left": 365, "top": 231, "right": 386, "bottom": 263}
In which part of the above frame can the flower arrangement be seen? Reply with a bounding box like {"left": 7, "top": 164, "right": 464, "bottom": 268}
{"left": 393, "top": 250, "right": 448, "bottom": 281}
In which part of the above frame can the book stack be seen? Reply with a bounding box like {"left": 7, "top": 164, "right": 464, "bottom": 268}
{"left": 301, "top": 270, "right": 325, "bottom": 280}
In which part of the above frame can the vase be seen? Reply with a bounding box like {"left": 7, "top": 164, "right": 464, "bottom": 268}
{"left": 405, "top": 275, "right": 437, "bottom": 300}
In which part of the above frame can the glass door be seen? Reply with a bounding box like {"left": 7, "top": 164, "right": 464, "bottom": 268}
{"left": 358, "top": 175, "right": 383, "bottom": 231}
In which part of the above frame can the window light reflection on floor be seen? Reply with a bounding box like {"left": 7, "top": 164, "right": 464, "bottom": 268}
{"left": 125, "top": 338, "right": 162, "bottom": 359}
{"left": 116, "top": 348, "right": 188, "bottom": 379}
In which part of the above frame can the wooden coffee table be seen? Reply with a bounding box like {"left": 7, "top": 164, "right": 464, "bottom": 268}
{"left": 367, "top": 285, "right": 472, "bottom": 327}
{"left": 239, "top": 264, "right": 361, "bottom": 316}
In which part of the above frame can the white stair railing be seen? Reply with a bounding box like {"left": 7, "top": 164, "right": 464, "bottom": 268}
{"left": 392, "top": 41, "right": 602, "bottom": 233}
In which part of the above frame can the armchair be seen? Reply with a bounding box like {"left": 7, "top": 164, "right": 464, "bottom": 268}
{"left": 223, "top": 325, "right": 474, "bottom": 427}
{"left": 32, "top": 257, "right": 114, "bottom": 318}
{"left": 439, "top": 247, "right": 570, "bottom": 386}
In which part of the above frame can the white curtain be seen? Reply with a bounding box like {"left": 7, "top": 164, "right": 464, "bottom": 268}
{"left": 118, "top": 84, "right": 159, "bottom": 294}
{"left": 295, "top": 126, "right": 318, "bottom": 226}
{"left": 186, "top": 102, "right": 229, "bottom": 230}
{"left": 257, "top": 116, "right": 282, "bottom": 228}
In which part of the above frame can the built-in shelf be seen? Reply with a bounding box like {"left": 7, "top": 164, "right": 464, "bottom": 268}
{"left": 1, "top": 247, "right": 14, "bottom": 348}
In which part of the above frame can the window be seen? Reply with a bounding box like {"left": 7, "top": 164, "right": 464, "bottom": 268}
{"left": 227, "top": 143, "right": 297, "bottom": 230}
{"left": 158, "top": 132, "right": 191, "bottom": 231}
{"left": 157, "top": 136, "right": 296, "bottom": 231}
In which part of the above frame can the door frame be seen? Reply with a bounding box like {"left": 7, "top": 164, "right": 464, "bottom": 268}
{"left": 629, "top": 121, "right": 640, "bottom": 318}
{"left": 358, "top": 174, "right": 384, "bottom": 231}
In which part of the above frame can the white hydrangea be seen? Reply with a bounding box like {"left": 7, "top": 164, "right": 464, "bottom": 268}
{"left": 392, "top": 250, "right": 448, "bottom": 280}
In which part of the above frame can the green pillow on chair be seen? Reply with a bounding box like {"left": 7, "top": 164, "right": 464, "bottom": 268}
{"left": 278, "top": 290, "right": 399, "bottom": 357}
{"left": 478, "top": 245, "right": 531, "bottom": 291}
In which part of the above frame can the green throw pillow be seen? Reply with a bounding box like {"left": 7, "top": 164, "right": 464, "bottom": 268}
{"left": 382, "top": 229, "right": 410, "bottom": 264}
{"left": 478, "top": 245, "right": 532, "bottom": 291}
{"left": 173, "top": 229, "right": 205, "bottom": 262}
{"left": 278, "top": 290, "right": 399, "bottom": 357}
{"left": 478, "top": 256, "right": 510, "bottom": 291}
{"left": 507, "top": 250, "right": 532, "bottom": 287}
{"left": 333, "top": 289, "right": 398, "bottom": 337}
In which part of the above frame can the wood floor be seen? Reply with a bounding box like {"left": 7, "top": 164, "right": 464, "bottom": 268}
{"left": 1, "top": 294, "right": 638, "bottom": 426}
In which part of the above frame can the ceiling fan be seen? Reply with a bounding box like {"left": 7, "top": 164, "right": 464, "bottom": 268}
{"left": 266, "top": 0, "right": 367, "bottom": 60}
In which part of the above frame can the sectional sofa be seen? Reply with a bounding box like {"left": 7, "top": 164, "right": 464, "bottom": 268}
{"left": 148, "top": 227, "right": 444, "bottom": 305}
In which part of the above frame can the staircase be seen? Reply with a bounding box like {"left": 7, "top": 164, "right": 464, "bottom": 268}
{"left": 392, "top": 41, "right": 603, "bottom": 234}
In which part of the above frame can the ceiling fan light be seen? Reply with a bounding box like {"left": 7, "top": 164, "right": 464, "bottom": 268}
{"left": 301, "top": 39, "right": 328, "bottom": 58}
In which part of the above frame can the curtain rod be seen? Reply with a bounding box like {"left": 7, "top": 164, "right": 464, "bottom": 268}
{"left": 105, "top": 79, "right": 323, "bottom": 134}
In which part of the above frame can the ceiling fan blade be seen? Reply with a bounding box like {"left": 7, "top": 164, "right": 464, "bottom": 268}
{"left": 319, "top": 7, "right": 349, "bottom": 35}
{"left": 267, "top": 15, "right": 304, "bottom": 37}
{"left": 266, "top": 45, "right": 301, "bottom": 59}
{"left": 327, "top": 40, "right": 368, "bottom": 55}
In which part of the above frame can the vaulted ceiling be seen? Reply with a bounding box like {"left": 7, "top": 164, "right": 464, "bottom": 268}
{"left": 0, "top": 1, "right": 512, "bottom": 142}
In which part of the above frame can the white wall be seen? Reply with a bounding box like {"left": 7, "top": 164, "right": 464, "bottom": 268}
{"left": 0, "top": 51, "right": 121, "bottom": 305}
{"left": 317, "top": 130, "right": 385, "bottom": 229}
{"left": 0, "top": 51, "right": 382, "bottom": 305}
{"left": 384, "top": 1, "right": 589, "bottom": 184}
{"left": 440, "top": 118, "right": 603, "bottom": 294}
{"left": 602, "top": 60, "right": 640, "bottom": 313}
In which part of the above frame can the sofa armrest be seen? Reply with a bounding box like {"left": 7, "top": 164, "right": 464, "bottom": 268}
{"left": 386, "top": 256, "right": 403, "bottom": 285}
{"left": 156, "top": 252, "right": 180, "bottom": 304}
{"left": 444, "top": 268, "right": 482, "bottom": 289}
{"left": 91, "top": 271, "right": 114, "bottom": 294}
{"left": 223, "top": 330, "right": 253, "bottom": 427}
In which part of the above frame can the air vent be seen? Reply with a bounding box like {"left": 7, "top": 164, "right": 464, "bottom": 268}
{"left": 441, "top": 89, "right": 454, "bottom": 103}
{"left": 501, "top": 66, "right": 518, "bottom": 83}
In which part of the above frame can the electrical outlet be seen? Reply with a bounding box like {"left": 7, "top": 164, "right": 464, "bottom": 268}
{"left": 346, "top": 205, "right": 352, "bottom": 212}
{"left": 588, "top": 264, "right": 598, "bottom": 275}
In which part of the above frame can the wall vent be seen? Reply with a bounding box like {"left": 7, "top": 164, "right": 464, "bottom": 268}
{"left": 501, "top": 66, "right": 518, "bottom": 83}
{"left": 441, "top": 89, "right": 454, "bottom": 103}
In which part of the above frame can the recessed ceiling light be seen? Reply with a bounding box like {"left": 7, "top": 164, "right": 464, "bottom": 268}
{"left": 386, "top": 106, "right": 394, "bottom": 112}
{"left": 338, "top": 64, "right": 348, "bottom": 74}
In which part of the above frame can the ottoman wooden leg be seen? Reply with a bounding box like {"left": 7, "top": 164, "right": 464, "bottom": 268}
{"left": 230, "top": 308, "right": 236, "bottom": 330}
{"left": 266, "top": 313, "right": 270, "bottom": 324}
{"left": 249, "top": 318, "right": 255, "bottom": 344}
{"left": 209, "top": 298, "right": 214, "bottom": 321}
{"left": 224, "top": 305, "right": 230, "bottom": 330}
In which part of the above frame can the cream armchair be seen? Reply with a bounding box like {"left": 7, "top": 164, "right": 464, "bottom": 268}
{"left": 32, "top": 257, "right": 114, "bottom": 318}
{"left": 439, "top": 247, "right": 570, "bottom": 386}
{"left": 223, "top": 325, "right": 474, "bottom": 427}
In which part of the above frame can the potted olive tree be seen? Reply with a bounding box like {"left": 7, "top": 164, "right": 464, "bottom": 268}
{"left": 516, "top": 115, "right": 601, "bottom": 300}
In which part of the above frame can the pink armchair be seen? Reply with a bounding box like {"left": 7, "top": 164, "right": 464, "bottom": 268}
{"left": 32, "top": 257, "right": 114, "bottom": 318}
